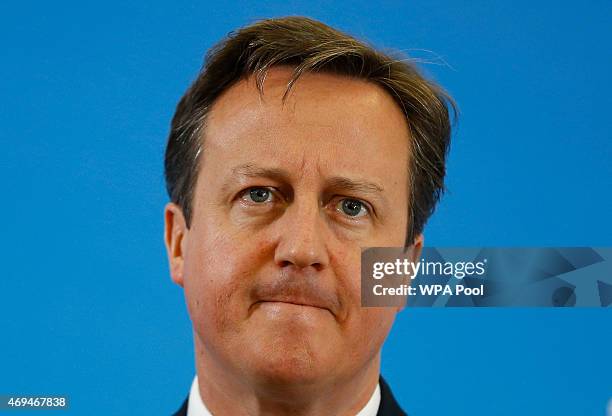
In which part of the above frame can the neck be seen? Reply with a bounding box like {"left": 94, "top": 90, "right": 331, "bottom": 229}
{"left": 193, "top": 335, "right": 381, "bottom": 416}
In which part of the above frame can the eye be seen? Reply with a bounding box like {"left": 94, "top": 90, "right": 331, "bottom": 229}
{"left": 241, "top": 187, "right": 274, "bottom": 203}
{"left": 336, "top": 198, "right": 369, "bottom": 218}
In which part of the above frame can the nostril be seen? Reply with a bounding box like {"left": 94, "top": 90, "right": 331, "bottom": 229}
{"left": 277, "top": 259, "right": 325, "bottom": 271}
{"left": 311, "top": 262, "right": 324, "bottom": 272}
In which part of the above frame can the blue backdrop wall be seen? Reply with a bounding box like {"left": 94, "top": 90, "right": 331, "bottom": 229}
{"left": 1, "top": 1, "right": 610, "bottom": 415}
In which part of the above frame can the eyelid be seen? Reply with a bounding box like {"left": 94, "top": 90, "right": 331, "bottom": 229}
{"left": 235, "top": 188, "right": 375, "bottom": 220}
{"left": 238, "top": 186, "right": 280, "bottom": 203}
{"left": 333, "top": 197, "right": 373, "bottom": 219}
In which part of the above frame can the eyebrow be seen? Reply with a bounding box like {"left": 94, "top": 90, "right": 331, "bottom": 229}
{"left": 325, "top": 176, "right": 385, "bottom": 195}
{"left": 219, "top": 164, "right": 291, "bottom": 196}
{"left": 231, "top": 164, "right": 291, "bottom": 182}
{"left": 226, "top": 163, "right": 385, "bottom": 197}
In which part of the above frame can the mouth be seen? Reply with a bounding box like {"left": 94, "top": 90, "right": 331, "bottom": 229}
{"left": 251, "top": 299, "right": 333, "bottom": 315}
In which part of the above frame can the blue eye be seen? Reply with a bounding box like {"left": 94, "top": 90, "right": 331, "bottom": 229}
{"left": 338, "top": 198, "right": 368, "bottom": 217}
{"left": 245, "top": 187, "right": 273, "bottom": 203}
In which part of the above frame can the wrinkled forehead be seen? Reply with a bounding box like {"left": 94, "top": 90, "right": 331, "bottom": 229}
{"left": 203, "top": 67, "right": 411, "bottom": 185}
{"left": 210, "top": 67, "right": 407, "bottom": 130}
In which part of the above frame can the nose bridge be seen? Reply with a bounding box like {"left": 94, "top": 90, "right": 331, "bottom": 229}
{"left": 274, "top": 192, "right": 329, "bottom": 269}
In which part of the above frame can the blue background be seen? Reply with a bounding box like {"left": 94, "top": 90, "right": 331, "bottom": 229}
{"left": 1, "top": 1, "right": 610, "bottom": 415}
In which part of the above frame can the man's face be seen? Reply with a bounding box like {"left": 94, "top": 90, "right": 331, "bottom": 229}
{"left": 166, "top": 67, "right": 417, "bottom": 386}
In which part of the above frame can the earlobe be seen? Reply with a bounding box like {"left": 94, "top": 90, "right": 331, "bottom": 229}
{"left": 164, "top": 202, "right": 187, "bottom": 288}
{"left": 411, "top": 234, "right": 424, "bottom": 265}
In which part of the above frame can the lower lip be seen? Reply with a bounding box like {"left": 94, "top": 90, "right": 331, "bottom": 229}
{"left": 254, "top": 301, "right": 331, "bottom": 316}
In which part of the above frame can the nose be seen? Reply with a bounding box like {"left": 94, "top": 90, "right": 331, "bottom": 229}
{"left": 273, "top": 198, "right": 330, "bottom": 271}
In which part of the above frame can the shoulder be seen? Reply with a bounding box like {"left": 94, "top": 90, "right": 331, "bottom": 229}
{"left": 171, "top": 397, "right": 188, "bottom": 416}
{"left": 378, "top": 376, "right": 408, "bottom": 416}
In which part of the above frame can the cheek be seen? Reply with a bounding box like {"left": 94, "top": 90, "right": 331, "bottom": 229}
{"left": 331, "top": 246, "right": 397, "bottom": 356}
{"left": 345, "top": 308, "right": 396, "bottom": 370}
{"left": 328, "top": 245, "right": 360, "bottom": 312}
{"left": 361, "top": 308, "right": 396, "bottom": 344}
{"left": 182, "top": 225, "right": 265, "bottom": 336}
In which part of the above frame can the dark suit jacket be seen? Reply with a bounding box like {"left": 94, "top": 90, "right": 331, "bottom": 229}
{"left": 172, "top": 376, "right": 406, "bottom": 416}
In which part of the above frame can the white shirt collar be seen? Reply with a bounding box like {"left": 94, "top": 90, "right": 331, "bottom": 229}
{"left": 187, "top": 376, "right": 213, "bottom": 416}
{"left": 187, "top": 375, "right": 381, "bottom": 416}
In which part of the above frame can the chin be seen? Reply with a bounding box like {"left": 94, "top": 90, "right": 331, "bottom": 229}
{"left": 252, "top": 362, "right": 329, "bottom": 389}
{"left": 246, "top": 338, "right": 334, "bottom": 387}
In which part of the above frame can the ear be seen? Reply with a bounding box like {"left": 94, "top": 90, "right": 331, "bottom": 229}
{"left": 164, "top": 202, "right": 188, "bottom": 287}
{"left": 410, "top": 233, "right": 424, "bottom": 265}
{"left": 397, "top": 233, "right": 424, "bottom": 312}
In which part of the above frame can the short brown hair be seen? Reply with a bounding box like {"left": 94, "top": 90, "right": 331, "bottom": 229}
{"left": 164, "top": 16, "right": 457, "bottom": 246}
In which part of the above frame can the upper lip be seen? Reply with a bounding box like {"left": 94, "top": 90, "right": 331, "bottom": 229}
{"left": 250, "top": 281, "right": 340, "bottom": 317}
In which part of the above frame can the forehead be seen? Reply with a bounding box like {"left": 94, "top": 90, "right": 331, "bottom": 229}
{"left": 202, "top": 67, "right": 410, "bottom": 186}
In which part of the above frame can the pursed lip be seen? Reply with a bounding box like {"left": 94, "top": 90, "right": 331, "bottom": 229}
{"left": 253, "top": 297, "right": 333, "bottom": 314}
{"left": 250, "top": 278, "right": 341, "bottom": 318}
